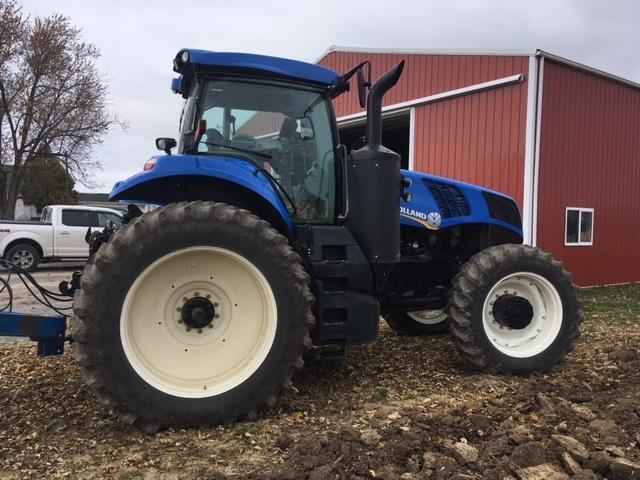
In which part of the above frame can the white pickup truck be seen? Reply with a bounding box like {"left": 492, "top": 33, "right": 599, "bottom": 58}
{"left": 0, "top": 205, "right": 124, "bottom": 271}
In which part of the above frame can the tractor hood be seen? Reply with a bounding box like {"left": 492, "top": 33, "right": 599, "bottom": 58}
{"left": 399, "top": 169, "right": 523, "bottom": 236}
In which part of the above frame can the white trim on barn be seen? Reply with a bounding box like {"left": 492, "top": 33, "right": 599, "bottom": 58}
{"left": 531, "top": 57, "right": 546, "bottom": 247}
{"left": 337, "top": 107, "right": 410, "bottom": 127}
{"left": 522, "top": 56, "right": 539, "bottom": 245}
{"left": 408, "top": 107, "right": 416, "bottom": 171}
{"left": 336, "top": 74, "right": 524, "bottom": 124}
{"left": 315, "top": 46, "right": 535, "bottom": 64}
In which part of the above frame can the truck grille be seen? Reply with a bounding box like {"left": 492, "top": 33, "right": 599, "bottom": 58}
{"left": 423, "top": 179, "right": 471, "bottom": 218}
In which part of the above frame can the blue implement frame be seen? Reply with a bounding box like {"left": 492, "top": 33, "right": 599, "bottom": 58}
{"left": 0, "top": 311, "right": 67, "bottom": 356}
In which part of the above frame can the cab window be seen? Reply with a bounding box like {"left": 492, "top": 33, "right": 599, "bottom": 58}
{"left": 185, "top": 79, "right": 337, "bottom": 224}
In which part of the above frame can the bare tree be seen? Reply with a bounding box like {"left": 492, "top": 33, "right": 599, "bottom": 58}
{"left": 0, "top": 1, "right": 119, "bottom": 218}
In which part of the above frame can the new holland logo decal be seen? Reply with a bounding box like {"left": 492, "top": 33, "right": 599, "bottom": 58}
{"left": 400, "top": 207, "right": 442, "bottom": 230}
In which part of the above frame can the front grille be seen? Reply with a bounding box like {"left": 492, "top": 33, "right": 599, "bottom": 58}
{"left": 423, "top": 179, "right": 471, "bottom": 218}
{"left": 483, "top": 192, "right": 522, "bottom": 228}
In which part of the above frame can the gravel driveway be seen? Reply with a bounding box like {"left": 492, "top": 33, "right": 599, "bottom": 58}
{"left": 0, "top": 276, "right": 638, "bottom": 479}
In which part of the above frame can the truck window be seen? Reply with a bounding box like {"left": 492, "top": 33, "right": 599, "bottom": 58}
{"left": 41, "top": 207, "right": 52, "bottom": 223}
{"left": 61, "top": 209, "right": 93, "bottom": 227}
{"left": 97, "top": 212, "right": 123, "bottom": 227}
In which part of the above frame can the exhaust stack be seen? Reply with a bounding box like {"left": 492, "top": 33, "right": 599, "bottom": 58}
{"left": 366, "top": 61, "right": 405, "bottom": 146}
{"left": 343, "top": 61, "right": 405, "bottom": 276}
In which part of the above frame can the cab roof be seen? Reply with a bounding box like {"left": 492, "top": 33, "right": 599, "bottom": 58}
{"left": 173, "top": 48, "right": 343, "bottom": 88}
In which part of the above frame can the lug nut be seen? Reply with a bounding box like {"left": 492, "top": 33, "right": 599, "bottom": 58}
{"left": 213, "top": 302, "right": 219, "bottom": 307}
{"left": 182, "top": 297, "right": 188, "bottom": 302}
{"left": 208, "top": 324, "right": 214, "bottom": 329}
{"left": 195, "top": 291, "right": 200, "bottom": 297}
{"left": 214, "top": 314, "right": 220, "bottom": 319}
{"left": 186, "top": 327, "right": 191, "bottom": 332}
{"left": 198, "top": 329, "right": 203, "bottom": 334}
{"left": 176, "top": 307, "right": 182, "bottom": 312}
{"left": 206, "top": 294, "right": 211, "bottom": 299}
{"left": 177, "top": 319, "right": 183, "bottom": 324}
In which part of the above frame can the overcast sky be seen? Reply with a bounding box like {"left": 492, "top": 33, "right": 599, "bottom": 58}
{"left": 20, "top": 0, "right": 640, "bottom": 193}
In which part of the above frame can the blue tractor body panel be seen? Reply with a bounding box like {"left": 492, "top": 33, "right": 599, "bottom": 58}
{"left": 399, "top": 169, "right": 523, "bottom": 236}
{"left": 177, "top": 49, "right": 342, "bottom": 87}
{"left": 110, "top": 155, "right": 522, "bottom": 239}
{"left": 109, "top": 155, "right": 293, "bottom": 230}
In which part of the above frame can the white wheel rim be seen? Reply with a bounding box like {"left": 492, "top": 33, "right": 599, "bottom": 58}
{"left": 120, "top": 246, "right": 277, "bottom": 398}
{"left": 482, "top": 272, "right": 563, "bottom": 358}
{"left": 407, "top": 309, "right": 447, "bottom": 325}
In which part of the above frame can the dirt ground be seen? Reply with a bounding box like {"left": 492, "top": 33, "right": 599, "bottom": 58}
{"left": 0, "top": 271, "right": 639, "bottom": 480}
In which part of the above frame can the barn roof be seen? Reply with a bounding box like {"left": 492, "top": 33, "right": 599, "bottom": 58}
{"left": 317, "top": 46, "right": 640, "bottom": 91}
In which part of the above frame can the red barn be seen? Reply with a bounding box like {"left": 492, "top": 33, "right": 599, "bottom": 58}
{"left": 317, "top": 47, "right": 640, "bottom": 287}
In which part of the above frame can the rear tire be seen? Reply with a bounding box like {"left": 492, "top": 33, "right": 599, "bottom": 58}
{"left": 447, "top": 244, "right": 581, "bottom": 373}
{"left": 384, "top": 309, "right": 448, "bottom": 335}
{"left": 71, "top": 202, "right": 314, "bottom": 431}
{"left": 6, "top": 243, "right": 39, "bottom": 272}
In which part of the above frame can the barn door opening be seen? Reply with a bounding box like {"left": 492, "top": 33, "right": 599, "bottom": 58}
{"left": 338, "top": 110, "right": 411, "bottom": 169}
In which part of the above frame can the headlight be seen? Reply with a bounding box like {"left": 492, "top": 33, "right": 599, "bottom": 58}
{"left": 483, "top": 192, "right": 522, "bottom": 228}
{"left": 181, "top": 51, "right": 190, "bottom": 64}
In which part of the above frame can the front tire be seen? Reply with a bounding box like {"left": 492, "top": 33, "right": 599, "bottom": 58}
{"left": 71, "top": 202, "right": 314, "bottom": 431}
{"left": 447, "top": 244, "right": 581, "bottom": 373}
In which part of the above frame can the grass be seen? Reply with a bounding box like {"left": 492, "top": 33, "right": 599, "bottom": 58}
{"left": 580, "top": 283, "right": 640, "bottom": 324}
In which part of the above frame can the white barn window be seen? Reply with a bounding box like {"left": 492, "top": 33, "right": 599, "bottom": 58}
{"left": 565, "top": 208, "right": 594, "bottom": 246}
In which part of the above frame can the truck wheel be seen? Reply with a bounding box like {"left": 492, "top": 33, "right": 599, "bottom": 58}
{"left": 6, "top": 243, "right": 40, "bottom": 272}
{"left": 384, "top": 309, "right": 448, "bottom": 335}
{"left": 447, "top": 244, "right": 581, "bottom": 373}
{"left": 71, "top": 202, "right": 314, "bottom": 431}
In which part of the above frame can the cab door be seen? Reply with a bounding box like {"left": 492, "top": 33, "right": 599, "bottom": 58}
{"left": 57, "top": 209, "right": 94, "bottom": 257}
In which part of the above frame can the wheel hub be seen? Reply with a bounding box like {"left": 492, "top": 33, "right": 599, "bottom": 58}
{"left": 181, "top": 297, "right": 215, "bottom": 329}
{"left": 492, "top": 294, "right": 534, "bottom": 330}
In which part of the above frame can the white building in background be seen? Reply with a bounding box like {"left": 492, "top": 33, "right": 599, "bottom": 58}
{"left": 13, "top": 198, "right": 38, "bottom": 220}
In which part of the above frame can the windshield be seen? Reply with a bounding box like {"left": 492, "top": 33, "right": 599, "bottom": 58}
{"left": 181, "top": 79, "right": 337, "bottom": 224}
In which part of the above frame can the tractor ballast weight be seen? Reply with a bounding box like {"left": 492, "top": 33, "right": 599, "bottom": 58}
{"left": 343, "top": 61, "right": 404, "bottom": 269}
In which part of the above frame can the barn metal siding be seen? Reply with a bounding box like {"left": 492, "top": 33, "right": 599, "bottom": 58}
{"left": 319, "top": 51, "right": 529, "bottom": 120}
{"left": 412, "top": 77, "right": 529, "bottom": 205}
{"left": 536, "top": 60, "right": 640, "bottom": 286}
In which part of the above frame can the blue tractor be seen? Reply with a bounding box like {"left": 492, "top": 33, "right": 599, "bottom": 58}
{"left": 71, "top": 49, "right": 581, "bottom": 431}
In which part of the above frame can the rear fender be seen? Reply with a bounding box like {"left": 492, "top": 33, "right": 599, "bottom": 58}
{"left": 109, "top": 154, "right": 293, "bottom": 233}
{"left": 0, "top": 231, "right": 47, "bottom": 258}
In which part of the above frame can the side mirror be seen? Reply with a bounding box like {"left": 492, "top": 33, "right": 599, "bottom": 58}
{"left": 357, "top": 68, "right": 367, "bottom": 109}
{"left": 298, "top": 117, "right": 315, "bottom": 140}
{"left": 156, "top": 137, "right": 177, "bottom": 154}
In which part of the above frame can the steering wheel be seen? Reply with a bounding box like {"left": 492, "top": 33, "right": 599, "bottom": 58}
{"left": 232, "top": 133, "right": 257, "bottom": 150}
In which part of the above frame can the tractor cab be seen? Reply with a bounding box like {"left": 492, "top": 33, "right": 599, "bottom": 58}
{"left": 169, "top": 49, "right": 349, "bottom": 224}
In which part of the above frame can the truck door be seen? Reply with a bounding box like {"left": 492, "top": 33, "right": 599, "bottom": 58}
{"left": 57, "top": 209, "right": 94, "bottom": 257}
